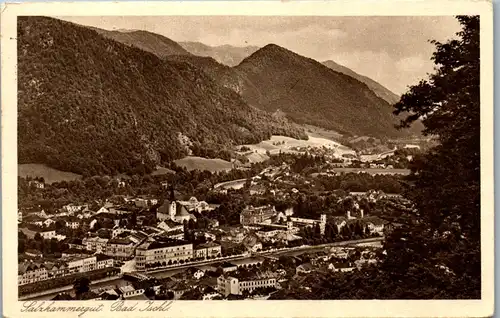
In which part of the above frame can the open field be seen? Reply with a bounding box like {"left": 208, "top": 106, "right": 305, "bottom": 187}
{"left": 243, "top": 151, "right": 270, "bottom": 164}
{"left": 150, "top": 166, "right": 175, "bottom": 175}
{"left": 174, "top": 156, "right": 233, "bottom": 173}
{"left": 18, "top": 164, "right": 82, "bottom": 184}
{"left": 302, "top": 124, "right": 343, "bottom": 141}
{"left": 177, "top": 135, "right": 357, "bottom": 172}
{"left": 238, "top": 135, "right": 355, "bottom": 161}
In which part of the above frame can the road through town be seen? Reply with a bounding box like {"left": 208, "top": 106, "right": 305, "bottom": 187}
{"left": 21, "top": 236, "right": 384, "bottom": 301}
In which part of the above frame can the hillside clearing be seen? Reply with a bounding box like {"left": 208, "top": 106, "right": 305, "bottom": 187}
{"left": 18, "top": 164, "right": 82, "bottom": 184}
{"left": 150, "top": 166, "right": 175, "bottom": 176}
{"left": 174, "top": 156, "right": 233, "bottom": 173}
{"left": 238, "top": 135, "right": 355, "bottom": 159}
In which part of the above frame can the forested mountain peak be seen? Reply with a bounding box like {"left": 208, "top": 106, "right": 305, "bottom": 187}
{"left": 17, "top": 16, "right": 306, "bottom": 176}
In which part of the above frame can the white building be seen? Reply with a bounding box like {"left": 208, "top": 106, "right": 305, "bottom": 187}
{"left": 135, "top": 239, "right": 193, "bottom": 270}
{"left": 65, "top": 218, "right": 81, "bottom": 229}
{"left": 29, "top": 180, "right": 45, "bottom": 189}
{"left": 83, "top": 237, "right": 109, "bottom": 253}
{"left": 66, "top": 255, "right": 97, "bottom": 274}
{"left": 193, "top": 242, "right": 221, "bottom": 260}
{"left": 157, "top": 220, "right": 184, "bottom": 232}
{"left": 156, "top": 200, "right": 196, "bottom": 224}
{"left": 18, "top": 262, "right": 48, "bottom": 285}
{"left": 96, "top": 207, "right": 109, "bottom": 214}
{"left": 63, "top": 204, "right": 86, "bottom": 214}
{"left": 217, "top": 271, "right": 277, "bottom": 296}
{"left": 43, "top": 218, "right": 56, "bottom": 227}
{"left": 39, "top": 229, "right": 56, "bottom": 240}
{"left": 18, "top": 254, "right": 114, "bottom": 286}
{"left": 329, "top": 262, "right": 355, "bottom": 272}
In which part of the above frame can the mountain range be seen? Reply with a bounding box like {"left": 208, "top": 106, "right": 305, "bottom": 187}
{"left": 179, "top": 42, "right": 401, "bottom": 106}
{"left": 234, "top": 44, "right": 405, "bottom": 137}
{"left": 91, "top": 27, "right": 191, "bottom": 57}
{"left": 321, "top": 60, "right": 400, "bottom": 105}
{"left": 88, "top": 25, "right": 407, "bottom": 134}
{"left": 103, "top": 32, "right": 407, "bottom": 136}
{"left": 18, "top": 17, "right": 306, "bottom": 176}
{"left": 179, "top": 42, "right": 260, "bottom": 67}
{"left": 18, "top": 16, "right": 419, "bottom": 176}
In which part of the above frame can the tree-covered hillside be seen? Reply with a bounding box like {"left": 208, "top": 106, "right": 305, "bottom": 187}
{"left": 236, "top": 44, "right": 412, "bottom": 138}
{"left": 18, "top": 17, "right": 306, "bottom": 176}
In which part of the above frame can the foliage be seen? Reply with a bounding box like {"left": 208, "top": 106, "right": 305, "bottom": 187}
{"left": 19, "top": 267, "right": 119, "bottom": 296}
{"left": 18, "top": 17, "right": 306, "bottom": 176}
{"left": 18, "top": 231, "right": 69, "bottom": 255}
{"left": 389, "top": 15, "right": 481, "bottom": 298}
{"left": 73, "top": 277, "right": 90, "bottom": 299}
{"left": 276, "top": 15, "right": 481, "bottom": 300}
{"left": 236, "top": 44, "right": 414, "bottom": 138}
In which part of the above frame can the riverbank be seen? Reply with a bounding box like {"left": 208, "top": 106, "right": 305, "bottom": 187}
{"left": 19, "top": 274, "right": 122, "bottom": 301}
{"left": 144, "top": 236, "right": 384, "bottom": 275}
{"left": 20, "top": 237, "right": 384, "bottom": 301}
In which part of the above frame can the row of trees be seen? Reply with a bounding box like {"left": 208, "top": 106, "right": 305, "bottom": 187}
{"left": 19, "top": 267, "right": 119, "bottom": 296}
{"left": 18, "top": 231, "right": 70, "bottom": 256}
{"left": 143, "top": 254, "right": 223, "bottom": 270}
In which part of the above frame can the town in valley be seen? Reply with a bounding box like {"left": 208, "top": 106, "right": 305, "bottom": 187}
{"left": 18, "top": 138, "right": 422, "bottom": 301}
{"left": 16, "top": 15, "right": 481, "bottom": 302}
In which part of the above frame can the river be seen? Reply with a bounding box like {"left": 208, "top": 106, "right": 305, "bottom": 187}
{"left": 22, "top": 237, "right": 383, "bottom": 301}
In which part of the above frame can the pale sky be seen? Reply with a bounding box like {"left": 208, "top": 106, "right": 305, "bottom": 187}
{"left": 57, "top": 16, "right": 461, "bottom": 95}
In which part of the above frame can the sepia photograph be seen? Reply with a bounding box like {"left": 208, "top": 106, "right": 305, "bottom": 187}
{"left": 1, "top": 1, "right": 494, "bottom": 317}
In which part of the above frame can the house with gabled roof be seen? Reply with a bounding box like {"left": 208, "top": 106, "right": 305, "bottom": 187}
{"left": 157, "top": 220, "right": 183, "bottom": 232}
{"left": 156, "top": 199, "right": 197, "bottom": 224}
{"left": 18, "top": 261, "right": 48, "bottom": 285}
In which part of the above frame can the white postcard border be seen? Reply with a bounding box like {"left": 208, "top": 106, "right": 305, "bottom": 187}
{"left": 1, "top": 1, "right": 494, "bottom": 317}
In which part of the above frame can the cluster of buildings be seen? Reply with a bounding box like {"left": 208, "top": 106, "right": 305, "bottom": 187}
{"left": 217, "top": 270, "right": 277, "bottom": 296}
{"left": 240, "top": 204, "right": 326, "bottom": 240}
{"left": 18, "top": 158, "right": 400, "bottom": 300}
{"left": 18, "top": 254, "right": 114, "bottom": 285}
{"left": 135, "top": 239, "right": 221, "bottom": 270}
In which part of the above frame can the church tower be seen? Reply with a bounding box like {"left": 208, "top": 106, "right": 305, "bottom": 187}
{"left": 169, "top": 185, "right": 175, "bottom": 201}
{"left": 319, "top": 214, "right": 327, "bottom": 235}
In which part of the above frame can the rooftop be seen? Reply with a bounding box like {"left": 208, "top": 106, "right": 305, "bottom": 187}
{"left": 130, "top": 231, "right": 148, "bottom": 240}
{"left": 139, "top": 238, "right": 191, "bottom": 250}
{"left": 84, "top": 236, "right": 109, "bottom": 243}
{"left": 63, "top": 237, "right": 83, "bottom": 245}
{"left": 160, "top": 220, "right": 182, "bottom": 228}
{"left": 107, "top": 238, "right": 133, "bottom": 245}
{"left": 95, "top": 253, "right": 114, "bottom": 262}
{"left": 62, "top": 248, "right": 93, "bottom": 255}
{"left": 21, "top": 224, "right": 56, "bottom": 232}
{"left": 119, "top": 285, "right": 135, "bottom": 293}
{"left": 18, "top": 261, "right": 45, "bottom": 274}
{"left": 160, "top": 229, "right": 184, "bottom": 237}
{"left": 196, "top": 242, "right": 220, "bottom": 249}
{"left": 256, "top": 226, "right": 284, "bottom": 233}
{"left": 228, "top": 269, "right": 277, "bottom": 281}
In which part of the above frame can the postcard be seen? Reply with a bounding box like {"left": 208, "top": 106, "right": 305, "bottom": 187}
{"left": 1, "top": 1, "right": 494, "bottom": 317}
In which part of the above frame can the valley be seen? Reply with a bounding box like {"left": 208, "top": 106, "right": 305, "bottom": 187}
{"left": 12, "top": 13, "right": 482, "bottom": 304}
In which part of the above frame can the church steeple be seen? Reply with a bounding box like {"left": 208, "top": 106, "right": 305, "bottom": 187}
{"left": 169, "top": 185, "right": 175, "bottom": 201}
